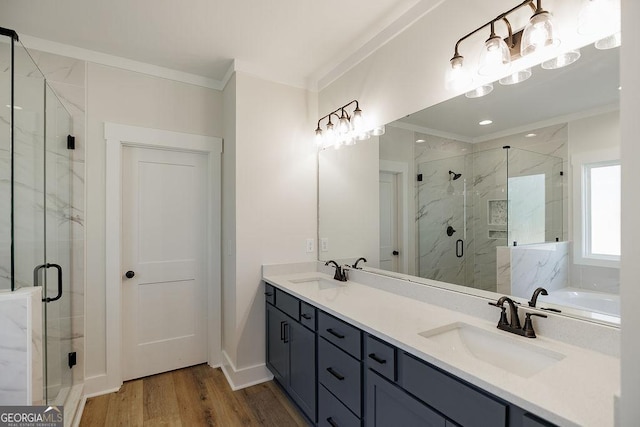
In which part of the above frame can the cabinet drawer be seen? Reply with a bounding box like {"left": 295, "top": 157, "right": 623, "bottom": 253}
{"left": 275, "top": 288, "right": 299, "bottom": 320}
{"left": 264, "top": 283, "right": 275, "bottom": 305}
{"left": 365, "top": 335, "right": 395, "bottom": 382}
{"left": 318, "top": 384, "right": 360, "bottom": 427}
{"left": 319, "top": 311, "right": 362, "bottom": 359}
{"left": 523, "top": 413, "right": 557, "bottom": 427}
{"left": 319, "top": 338, "right": 362, "bottom": 417}
{"left": 399, "top": 352, "right": 507, "bottom": 427}
{"left": 300, "top": 301, "right": 317, "bottom": 331}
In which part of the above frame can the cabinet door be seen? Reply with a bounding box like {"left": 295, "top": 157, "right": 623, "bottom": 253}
{"left": 366, "top": 369, "right": 446, "bottom": 427}
{"left": 266, "top": 304, "right": 289, "bottom": 383}
{"left": 289, "top": 320, "right": 317, "bottom": 422}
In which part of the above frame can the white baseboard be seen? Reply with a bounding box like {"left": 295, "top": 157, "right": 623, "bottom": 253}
{"left": 220, "top": 351, "right": 273, "bottom": 391}
{"left": 82, "top": 373, "right": 121, "bottom": 399}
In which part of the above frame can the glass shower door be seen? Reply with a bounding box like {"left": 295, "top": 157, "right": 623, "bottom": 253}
{"left": 43, "top": 84, "right": 73, "bottom": 404}
{"left": 416, "top": 154, "right": 470, "bottom": 286}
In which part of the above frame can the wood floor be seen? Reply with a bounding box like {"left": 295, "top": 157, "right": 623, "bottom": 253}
{"left": 79, "top": 364, "right": 309, "bottom": 426}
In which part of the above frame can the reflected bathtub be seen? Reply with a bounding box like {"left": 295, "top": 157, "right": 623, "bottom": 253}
{"left": 540, "top": 288, "right": 620, "bottom": 318}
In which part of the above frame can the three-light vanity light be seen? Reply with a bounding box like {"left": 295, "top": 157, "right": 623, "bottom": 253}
{"left": 314, "top": 99, "right": 385, "bottom": 149}
{"left": 448, "top": 0, "right": 621, "bottom": 98}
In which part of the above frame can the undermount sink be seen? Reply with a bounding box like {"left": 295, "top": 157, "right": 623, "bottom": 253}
{"left": 289, "top": 276, "right": 343, "bottom": 290}
{"left": 419, "top": 322, "right": 565, "bottom": 378}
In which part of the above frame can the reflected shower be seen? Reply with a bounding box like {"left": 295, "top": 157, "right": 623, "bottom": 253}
{"left": 449, "top": 170, "right": 462, "bottom": 180}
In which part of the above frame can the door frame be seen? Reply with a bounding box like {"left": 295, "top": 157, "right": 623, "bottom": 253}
{"left": 379, "top": 160, "right": 409, "bottom": 274}
{"left": 104, "top": 122, "right": 222, "bottom": 391}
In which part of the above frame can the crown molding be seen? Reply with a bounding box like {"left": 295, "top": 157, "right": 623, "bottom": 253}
{"left": 19, "top": 34, "right": 226, "bottom": 90}
{"left": 310, "top": 0, "right": 446, "bottom": 91}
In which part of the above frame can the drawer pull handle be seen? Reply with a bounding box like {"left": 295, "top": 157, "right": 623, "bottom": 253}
{"left": 264, "top": 291, "right": 274, "bottom": 296}
{"left": 326, "top": 367, "right": 345, "bottom": 381}
{"left": 368, "top": 353, "right": 387, "bottom": 364}
{"left": 301, "top": 313, "right": 312, "bottom": 320}
{"left": 327, "top": 417, "right": 339, "bottom": 427}
{"left": 326, "top": 328, "right": 345, "bottom": 339}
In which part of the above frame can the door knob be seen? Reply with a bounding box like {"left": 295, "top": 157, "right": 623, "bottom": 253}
{"left": 125, "top": 271, "right": 135, "bottom": 279}
{"left": 392, "top": 250, "right": 399, "bottom": 256}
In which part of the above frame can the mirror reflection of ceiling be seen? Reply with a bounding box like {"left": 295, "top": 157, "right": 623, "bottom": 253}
{"left": 396, "top": 44, "right": 620, "bottom": 142}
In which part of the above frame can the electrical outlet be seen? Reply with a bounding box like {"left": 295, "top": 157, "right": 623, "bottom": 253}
{"left": 306, "top": 238, "right": 314, "bottom": 253}
{"left": 321, "top": 238, "right": 329, "bottom": 252}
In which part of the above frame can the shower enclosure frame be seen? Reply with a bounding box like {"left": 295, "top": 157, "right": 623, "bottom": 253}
{"left": 1, "top": 26, "right": 76, "bottom": 405}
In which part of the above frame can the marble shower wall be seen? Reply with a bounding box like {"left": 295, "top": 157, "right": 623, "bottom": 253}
{"left": 496, "top": 242, "right": 569, "bottom": 298}
{"left": 0, "top": 287, "right": 43, "bottom": 405}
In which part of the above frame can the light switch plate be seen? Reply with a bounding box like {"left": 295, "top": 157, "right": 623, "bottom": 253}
{"left": 321, "top": 238, "right": 329, "bottom": 252}
{"left": 306, "top": 238, "right": 314, "bottom": 253}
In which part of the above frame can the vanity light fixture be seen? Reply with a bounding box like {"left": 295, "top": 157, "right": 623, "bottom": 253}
{"left": 578, "top": 0, "right": 621, "bottom": 50}
{"left": 499, "top": 68, "right": 532, "bottom": 85}
{"left": 466, "top": 83, "right": 494, "bottom": 98}
{"left": 541, "top": 49, "right": 581, "bottom": 70}
{"left": 448, "top": 0, "right": 560, "bottom": 91}
{"left": 315, "top": 100, "right": 380, "bottom": 149}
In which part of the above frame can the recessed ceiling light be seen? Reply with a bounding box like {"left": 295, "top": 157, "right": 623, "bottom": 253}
{"left": 416, "top": 139, "right": 426, "bottom": 143}
{"left": 525, "top": 133, "right": 537, "bottom": 138}
{"left": 618, "top": 86, "right": 622, "bottom": 91}
{"left": 479, "top": 119, "right": 493, "bottom": 126}
{"left": 5, "top": 104, "right": 22, "bottom": 110}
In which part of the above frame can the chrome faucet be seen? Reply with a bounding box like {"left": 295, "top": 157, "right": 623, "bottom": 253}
{"left": 325, "top": 260, "right": 347, "bottom": 282}
{"left": 352, "top": 257, "right": 367, "bottom": 269}
{"left": 489, "top": 296, "right": 547, "bottom": 338}
{"left": 528, "top": 287, "right": 548, "bottom": 307}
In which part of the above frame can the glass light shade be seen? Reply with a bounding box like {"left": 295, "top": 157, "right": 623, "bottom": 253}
{"left": 351, "top": 109, "right": 364, "bottom": 133}
{"left": 315, "top": 128, "right": 323, "bottom": 145}
{"left": 446, "top": 56, "right": 473, "bottom": 91}
{"left": 478, "top": 35, "right": 511, "bottom": 76}
{"left": 521, "top": 11, "right": 559, "bottom": 56}
{"left": 356, "top": 130, "right": 371, "bottom": 141}
{"left": 541, "top": 49, "right": 581, "bottom": 69}
{"left": 344, "top": 134, "right": 356, "bottom": 146}
{"left": 595, "top": 31, "right": 621, "bottom": 49}
{"left": 499, "top": 68, "right": 532, "bottom": 85}
{"left": 338, "top": 116, "right": 351, "bottom": 134}
{"left": 465, "top": 83, "right": 494, "bottom": 98}
{"left": 324, "top": 122, "right": 336, "bottom": 147}
{"left": 371, "top": 125, "right": 386, "bottom": 136}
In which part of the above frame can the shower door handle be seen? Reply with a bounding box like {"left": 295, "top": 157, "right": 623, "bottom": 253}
{"left": 456, "top": 239, "right": 464, "bottom": 258}
{"left": 33, "top": 264, "right": 47, "bottom": 287}
{"left": 42, "top": 263, "right": 63, "bottom": 303}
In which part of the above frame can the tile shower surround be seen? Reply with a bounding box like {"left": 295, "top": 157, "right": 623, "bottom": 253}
{"left": 415, "top": 124, "right": 566, "bottom": 292}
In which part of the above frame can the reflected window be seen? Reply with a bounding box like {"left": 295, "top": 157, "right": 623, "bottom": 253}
{"left": 585, "top": 161, "right": 621, "bottom": 258}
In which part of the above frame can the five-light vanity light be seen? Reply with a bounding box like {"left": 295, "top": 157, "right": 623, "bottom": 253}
{"left": 448, "top": 0, "right": 621, "bottom": 98}
{"left": 314, "top": 99, "right": 385, "bottom": 149}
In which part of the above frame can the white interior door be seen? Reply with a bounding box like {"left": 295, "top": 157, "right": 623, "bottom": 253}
{"left": 379, "top": 172, "right": 399, "bottom": 272}
{"left": 122, "top": 146, "right": 208, "bottom": 381}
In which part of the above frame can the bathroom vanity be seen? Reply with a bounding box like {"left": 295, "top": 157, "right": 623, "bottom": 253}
{"left": 263, "top": 263, "right": 619, "bottom": 427}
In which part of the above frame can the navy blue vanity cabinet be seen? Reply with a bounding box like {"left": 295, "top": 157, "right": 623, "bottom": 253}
{"left": 265, "top": 289, "right": 316, "bottom": 424}
{"left": 318, "top": 311, "right": 363, "bottom": 426}
{"left": 399, "top": 352, "right": 508, "bottom": 427}
{"left": 366, "top": 369, "right": 447, "bottom": 427}
{"left": 266, "top": 303, "right": 289, "bottom": 382}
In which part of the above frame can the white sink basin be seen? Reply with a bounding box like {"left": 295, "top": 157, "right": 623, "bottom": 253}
{"left": 289, "top": 277, "right": 343, "bottom": 290}
{"left": 419, "top": 322, "right": 565, "bottom": 378}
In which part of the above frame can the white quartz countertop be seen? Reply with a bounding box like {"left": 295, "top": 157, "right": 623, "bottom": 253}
{"left": 263, "top": 271, "right": 619, "bottom": 427}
